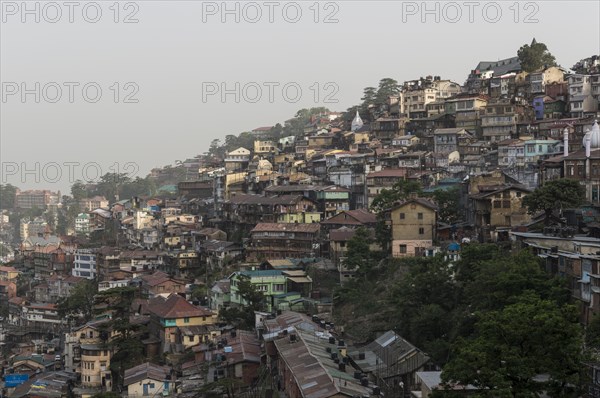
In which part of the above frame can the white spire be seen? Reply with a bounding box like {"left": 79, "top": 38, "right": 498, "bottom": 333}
{"left": 351, "top": 111, "right": 363, "bottom": 132}
{"left": 591, "top": 120, "right": 600, "bottom": 149}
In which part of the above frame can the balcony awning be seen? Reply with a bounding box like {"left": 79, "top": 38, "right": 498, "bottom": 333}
{"left": 287, "top": 277, "right": 312, "bottom": 284}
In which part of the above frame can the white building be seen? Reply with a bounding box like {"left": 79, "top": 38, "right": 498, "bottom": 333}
{"left": 72, "top": 249, "right": 97, "bottom": 280}
{"left": 75, "top": 213, "right": 90, "bottom": 234}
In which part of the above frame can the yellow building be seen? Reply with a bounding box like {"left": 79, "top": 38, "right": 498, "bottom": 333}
{"left": 0, "top": 266, "right": 20, "bottom": 282}
{"left": 390, "top": 198, "right": 437, "bottom": 257}
{"left": 254, "top": 140, "right": 276, "bottom": 154}
{"left": 67, "top": 321, "right": 118, "bottom": 390}
{"left": 148, "top": 294, "right": 218, "bottom": 349}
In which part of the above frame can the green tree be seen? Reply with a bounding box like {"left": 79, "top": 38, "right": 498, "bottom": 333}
{"left": 57, "top": 279, "right": 98, "bottom": 322}
{"left": 442, "top": 293, "right": 582, "bottom": 397}
{"left": 94, "top": 286, "right": 145, "bottom": 389}
{"left": 388, "top": 256, "right": 458, "bottom": 363}
{"left": 517, "top": 38, "right": 557, "bottom": 72}
{"left": 71, "top": 180, "right": 88, "bottom": 201}
{"left": 371, "top": 179, "right": 423, "bottom": 250}
{"left": 463, "top": 249, "right": 570, "bottom": 312}
{"left": 522, "top": 179, "right": 585, "bottom": 225}
{"left": 375, "top": 78, "right": 401, "bottom": 105}
{"left": 220, "top": 279, "right": 265, "bottom": 330}
{"left": 0, "top": 184, "right": 18, "bottom": 209}
{"left": 94, "top": 173, "right": 132, "bottom": 202}
{"left": 429, "top": 187, "right": 461, "bottom": 224}
{"left": 370, "top": 179, "right": 423, "bottom": 214}
{"left": 344, "top": 227, "right": 378, "bottom": 276}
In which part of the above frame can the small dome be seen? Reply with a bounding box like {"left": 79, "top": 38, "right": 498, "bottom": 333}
{"left": 257, "top": 159, "right": 272, "bottom": 171}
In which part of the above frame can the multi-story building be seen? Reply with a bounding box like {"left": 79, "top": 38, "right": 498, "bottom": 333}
{"left": 559, "top": 121, "right": 600, "bottom": 203}
{"left": 470, "top": 184, "right": 531, "bottom": 242}
{"left": 14, "top": 189, "right": 60, "bottom": 209}
{"left": 75, "top": 213, "right": 90, "bottom": 235}
{"left": 389, "top": 197, "right": 437, "bottom": 257}
{"left": 481, "top": 98, "right": 535, "bottom": 142}
{"left": 465, "top": 56, "right": 521, "bottom": 94}
{"left": 72, "top": 249, "right": 97, "bottom": 279}
{"left": 403, "top": 77, "right": 461, "bottom": 119}
{"left": 527, "top": 66, "right": 565, "bottom": 97}
{"left": 147, "top": 294, "right": 217, "bottom": 352}
{"left": 246, "top": 223, "right": 320, "bottom": 261}
{"left": 568, "top": 74, "right": 599, "bottom": 118}
{"left": 433, "top": 128, "right": 472, "bottom": 155}
{"left": 22, "top": 303, "right": 63, "bottom": 328}
{"left": 224, "top": 147, "right": 251, "bottom": 172}
{"left": 366, "top": 169, "right": 408, "bottom": 208}
{"left": 20, "top": 217, "right": 49, "bottom": 240}
{"left": 446, "top": 94, "right": 488, "bottom": 134}
{"left": 253, "top": 140, "right": 277, "bottom": 155}
{"left": 79, "top": 196, "right": 109, "bottom": 211}
{"left": 64, "top": 320, "right": 114, "bottom": 390}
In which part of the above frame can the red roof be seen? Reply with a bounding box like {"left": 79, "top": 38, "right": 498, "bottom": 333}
{"left": 148, "top": 294, "right": 213, "bottom": 319}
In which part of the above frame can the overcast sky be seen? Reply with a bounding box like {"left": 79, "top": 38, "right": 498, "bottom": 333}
{"left": 1, "top": 0, "right": 599, "bottom": 193}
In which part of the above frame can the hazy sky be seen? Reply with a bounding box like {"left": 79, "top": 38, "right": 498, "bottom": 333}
{"left": 1, "top": 0, "right": 599, "bottom": 193}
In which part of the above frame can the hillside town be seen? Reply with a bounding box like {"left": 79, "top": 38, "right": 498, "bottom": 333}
{"left": 1, "top": 46, "right": 600, "bottom": 398}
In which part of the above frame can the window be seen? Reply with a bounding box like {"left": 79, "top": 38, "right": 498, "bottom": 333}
{"left": 419, "top": 227, "right": 425, "bottom": 235}
{"left": 184, "top": 317, "right": 190, "bottom": 323}
{"left": 274, "top": 284, "right": 285, "bottom": 292}
{"left": 417, "top": 213, "right": 423, "bottom": 220}
{"left": 399, "top": 213, "right": 405, "bottom": 220}
{"left": 494, "top": 200, "right": 502, "bottom": 208}
{"left": 399, "top": 244, "right": 407, "bottom": 254}
{"left": 516, "top": 192, "right": 522, "bottom": 198}
{"left": 503, "top": 200, "right": 511, "bottom": 208}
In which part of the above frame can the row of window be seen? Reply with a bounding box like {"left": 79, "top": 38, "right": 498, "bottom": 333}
{"left": 399, "top": 212, "right": 424, "bottom": 220}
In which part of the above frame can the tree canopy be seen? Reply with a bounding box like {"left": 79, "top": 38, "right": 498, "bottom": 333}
{"left": 344, "top": 227, "right": 378, "bottom": 276}
{"left": 517, "top": 38, "right": 557, "bottom": 72}
{"left": 57, "top": 279, "right": 98, "bottom": 322}
{"left": 0, "top": 183, "right": 17, "bottom": 209}
{"left": 370, "top": 179, "right": 423, "bottom": 214}
{"left": 522, "top": 179, "right": 585, "bottom": 224}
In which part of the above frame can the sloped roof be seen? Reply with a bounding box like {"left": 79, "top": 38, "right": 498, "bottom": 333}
{"left": 348, "top": 330, "right": 430, "bottom": 378}
{"left": 329, "top": 227, "right": 357, "bottom": 242}
{"left": 367, "top": 169, "right": 408, "bottom": 178}
{"left": 124, "top": 362, "right": 170, "bottom": 386}
{"left": 473, "top": 56, "right": 521, "bottom": 76}
{"left": 390, "top": 198, "right": 438, "bottom": 211}
{"left": 321, "top": 209, "right": 377, "bottom": 226}
{"left": 148, "top": 294, "right": 213, "bottom": 319}
{"left": 251, "top": 223, "right": 320, "bottom": 234}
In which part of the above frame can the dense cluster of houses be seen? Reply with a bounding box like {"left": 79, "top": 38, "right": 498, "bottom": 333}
{"left": 1, "top": 55, "right": 600, "bottom": 397}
